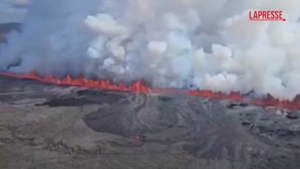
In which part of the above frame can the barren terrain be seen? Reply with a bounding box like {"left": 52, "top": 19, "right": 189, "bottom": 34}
{"left": 0, "top": 75, "right": 300, "bottom": 169}
{"left": 0, "top": 24, "right": 300, "bottom": 169}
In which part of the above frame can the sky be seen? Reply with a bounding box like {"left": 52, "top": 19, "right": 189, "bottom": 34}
{"left": 0, "top": 0, "right": 29, "bottom": 23}
{"left": 1, "top": 0, "right": 30, "bottom": 5}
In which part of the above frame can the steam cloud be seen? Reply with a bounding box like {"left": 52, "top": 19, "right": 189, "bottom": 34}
{"left": 1, "top": 0, "right": 300, "bottom": 99}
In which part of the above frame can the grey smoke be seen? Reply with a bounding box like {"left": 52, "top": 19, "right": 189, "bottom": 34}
{"left": 1, "top": 0, "right": 300, "bottom": 99}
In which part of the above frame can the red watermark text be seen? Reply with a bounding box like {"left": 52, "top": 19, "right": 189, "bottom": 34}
{"left": 249, "top": 10, "right": 285, "bottom": 21}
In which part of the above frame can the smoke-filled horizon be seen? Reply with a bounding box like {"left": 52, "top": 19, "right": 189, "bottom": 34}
{"left": 1, "top": 0, "right": 300, "bottom": 99}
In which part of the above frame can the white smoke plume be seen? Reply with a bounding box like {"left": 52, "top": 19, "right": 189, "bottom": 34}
{"left": 1, "top": 0, "right": 300, "bottom": 99}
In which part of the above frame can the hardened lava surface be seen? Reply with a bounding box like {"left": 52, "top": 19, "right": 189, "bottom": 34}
{"left": 0, "top": 75, "right": 300, "bottom": 169}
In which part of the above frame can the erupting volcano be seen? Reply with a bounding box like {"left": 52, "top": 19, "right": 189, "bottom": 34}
{"left": 2, "top": 1, "right": 300, "bottom": 169}
{"left": 1, "top": 0, "right": 300, "bottom": 110}
{"left": 1, "top": 71, "right": 300, "bottom": 110}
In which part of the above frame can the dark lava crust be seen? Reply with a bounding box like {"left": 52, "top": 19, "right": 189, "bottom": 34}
{"left": 0, "top": 75, "right": 300, "bottom": 169}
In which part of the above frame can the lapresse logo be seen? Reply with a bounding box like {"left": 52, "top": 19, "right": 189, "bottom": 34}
{"left": 249, "top": 10, "right": 285, "bottom": 21}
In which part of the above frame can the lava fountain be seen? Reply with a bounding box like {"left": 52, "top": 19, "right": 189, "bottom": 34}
{"left": 1, "top": 71, "right": 300, "bottom": 110}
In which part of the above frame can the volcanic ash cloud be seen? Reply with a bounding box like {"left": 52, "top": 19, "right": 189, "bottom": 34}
{"left": 1, "top": 0, "right": 300, "bottom": 99}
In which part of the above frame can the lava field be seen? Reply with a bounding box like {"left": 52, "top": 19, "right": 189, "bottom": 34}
{"left": 0, "top": 75, "right": 300, "bottom": 169}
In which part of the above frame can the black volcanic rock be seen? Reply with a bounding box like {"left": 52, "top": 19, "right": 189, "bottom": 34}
{"left": 286, "top": 112, "right": 298, "bottom": 120}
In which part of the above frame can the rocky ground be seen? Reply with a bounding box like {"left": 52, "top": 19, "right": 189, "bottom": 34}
{"left": 0, "top": 75, "right": 299, "bottom": 169}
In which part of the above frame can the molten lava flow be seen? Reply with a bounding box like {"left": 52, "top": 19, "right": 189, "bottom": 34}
{"left": 0, "top": 71, "right": 300, "bottom": 110}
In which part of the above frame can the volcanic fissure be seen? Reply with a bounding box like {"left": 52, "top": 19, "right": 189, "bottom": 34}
{"left": 1, "top": 71, "right": 299, "bottom": 110}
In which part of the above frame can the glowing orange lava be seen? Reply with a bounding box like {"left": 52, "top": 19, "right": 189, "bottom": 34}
{"left": 1, "top": 71, "right": 300, "bottom": 110}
